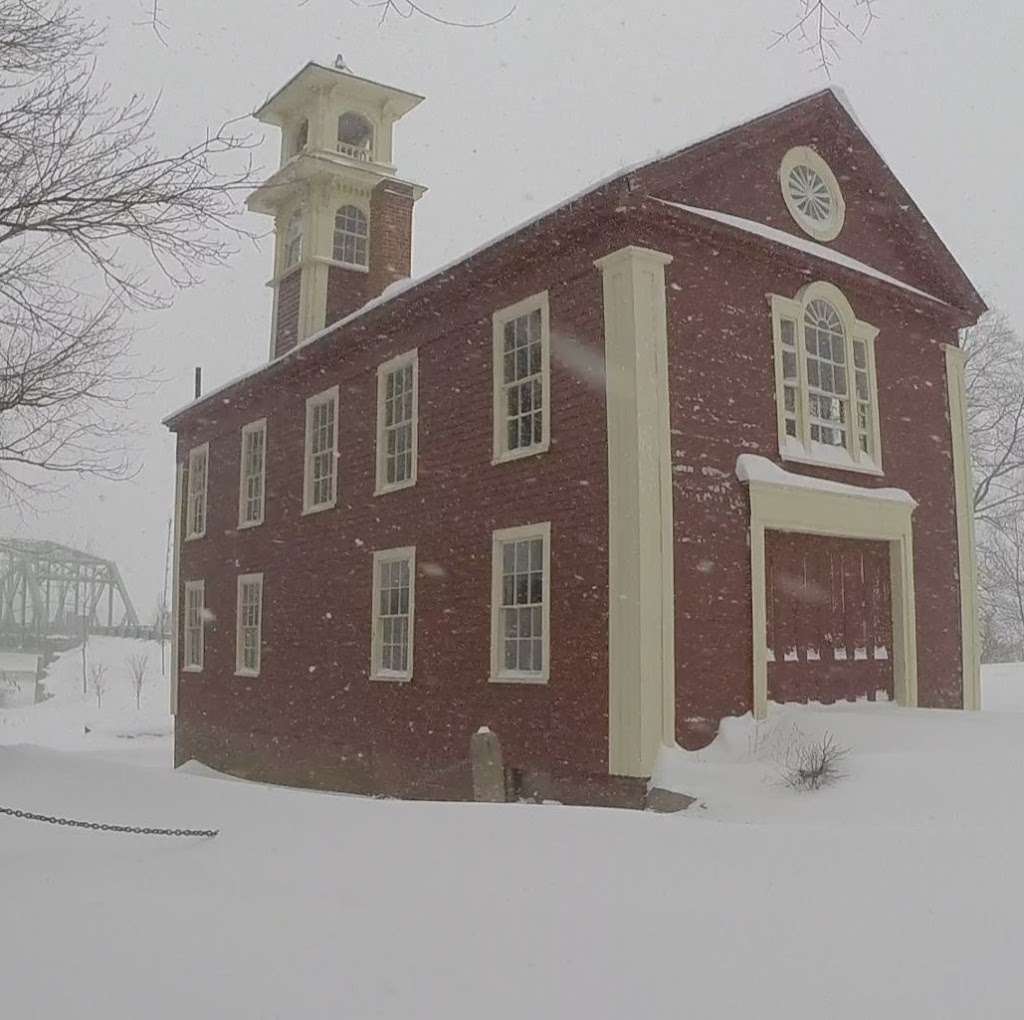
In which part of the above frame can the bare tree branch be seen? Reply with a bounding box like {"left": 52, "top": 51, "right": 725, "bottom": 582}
{"left": 771, "top": 0, "right": 881, "bottom": 76}
{"left": 0, "top": 1, "right": 259, "bottom": 502}
{"left": 350, "top": 0, "right": 516, "bottom": 29}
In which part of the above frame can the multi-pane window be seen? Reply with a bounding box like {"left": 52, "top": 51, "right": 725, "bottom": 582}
{"left": 283, "top": 208, "right": 303, "bottom": 270}
{"left": 803, "top": 299, "right": 848, "bottom": 449}
{"left": 186, "top": 444, "right": 208, "bottom": 540}
{"left": 376, "top": 353, "right": 417, "bottom": 493}
{"left": 333, "top": 205, "right": 369, "bottom": 268}
{"left": 183, "top": 580, "right": 204, "bottom": 671}
{"left": 491, "top": 523, "right": 550, "bottom": 682}
{"left": 371, "top": 548, "right": 415, "bottom": 680}
{"left": 238, "top": 420, "right": 266, "bottom": 527}
{"left": 771, "top": 284, "right": 881, "bottom": 472}
{"left": 492, "top": 293, "right": 550, "bottom": 462}
{"left": 235, "top": 573, "right": 263, "bottom": 676}
{"left": 303, "top": 387, "right": 338, "bottom": 513}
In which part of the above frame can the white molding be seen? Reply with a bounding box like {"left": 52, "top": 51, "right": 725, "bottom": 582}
{"left": 302, "top": 384, "right": 340, "bottom": 515}
{"left": 491, "top": 291, "right": 551, "bottom": 465}
{"left": 185, "top": 442, "right": 209, "bottom": 541}
{"left": 237, "top": 418, "right": 267, "bottom": 529}
{"left": 183, "top": 579, "right": 205, "bottom": 673}
{"left": 595, "top": 245, "right": 676, "bottom": 778}
{"left": 234, "top": 572, "right": 264, "bottom": 678}
{"left": 170, "top": 461, "right": 183, "bottom": 715}
{"left": 739, "top": 460, "right": 918, "bottom": 719}
{"left": 779, "top": 145, "right": 846, "bottom": 243}
{"left": 489, "top": 522, "right": 551, "bottom": 685}
{"left": 370, "top": 546, "right": 416, "bottom": 682}
{"left": 945, "top": 344, "right": 981, "bottom": 710}
{"left": 374, "top": 349, "right": 419, "bottom": 496}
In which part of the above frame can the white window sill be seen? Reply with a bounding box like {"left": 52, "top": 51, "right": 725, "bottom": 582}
{"left": 183, "top": 665, "right": 203, "bottom": 674}
{"left": 315, "top": 256, "right": 369, "bottom": 274}
{"left": 302, "top": 500, "right": 337, "bottom": 517}
{"left": 236, "top": 518, "right": 264, "bottom": 531}
{"left": 234, "top": 668, "right": 260, "bottom": 679}
{"left": 371, "top": 672, "right": 412, "bottom": 683}
{"left": 780, "top": 443, "right": 883, "bottom": 477}
{"left": 184, "top": 532, "right": 205, "bottom": 542}
{"left": 374, "top": 477, "right": 416, "bottom": 497}
{"left": 492, "top": 440, "right": 550, "bottom": 467}
{"left": 489, "top": 672, "right": 549, "bottom": 686}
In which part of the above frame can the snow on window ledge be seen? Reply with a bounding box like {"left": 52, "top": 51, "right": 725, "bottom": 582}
{"left": 736, "top": 454, "right": 915, "bottom": 505}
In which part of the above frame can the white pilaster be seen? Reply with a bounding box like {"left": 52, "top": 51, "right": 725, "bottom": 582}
{"left": 595, "top": 245, "right": 676, "bottom": 777}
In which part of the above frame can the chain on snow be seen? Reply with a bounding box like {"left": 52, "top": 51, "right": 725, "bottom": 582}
{"left": 0, "top": 804, "right": 218, "bottom": 838}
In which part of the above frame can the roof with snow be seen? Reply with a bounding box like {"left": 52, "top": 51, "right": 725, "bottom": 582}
{"left": 165, "top": 86, "right": 984, "bottom": 427}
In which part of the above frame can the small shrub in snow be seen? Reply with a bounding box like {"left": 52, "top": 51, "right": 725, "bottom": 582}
{"left": 126, "top": 653, "right": 148, "bottom": 709}
{"left": 781, "top": 731, "right": 848, "bottom": 792}
{"left": 88, "top": 662, "right": 109, "bottom": 709}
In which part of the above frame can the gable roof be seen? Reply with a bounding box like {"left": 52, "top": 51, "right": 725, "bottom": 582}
{"left": 165, "top": 86, "right": 984, "bottom": 426}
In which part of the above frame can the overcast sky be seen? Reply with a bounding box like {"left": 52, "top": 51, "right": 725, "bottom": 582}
{"left": 2, "top": 0, "right": 1020, "bottom": 616}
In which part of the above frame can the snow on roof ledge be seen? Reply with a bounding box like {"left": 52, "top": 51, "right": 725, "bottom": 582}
{"left": 651, "top": 199, "right": 949, "bottom": 307}
{"left": 736, "top": 455, "right": 916, "bottom": 505}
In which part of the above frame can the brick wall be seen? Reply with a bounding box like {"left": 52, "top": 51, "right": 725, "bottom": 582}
{"left": 368, "top": 180, "right": 415, "bottom": 298}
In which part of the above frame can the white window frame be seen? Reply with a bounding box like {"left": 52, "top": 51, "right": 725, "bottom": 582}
{"left": 770, "top": 281, "right": 882, "bottom": 476}
{"left": 375, "top": 350, "right": 419, "bottom": 495}
{"left": 492, "top": 291, "right": 551, "bottom": 464}
{"left": 235, "top": 573, "right": 264, "bottom": 677}
{"left": 303, "top": 385, "right": 340, "bottom": 515}
{"left": 489, "top": 522, "right": 551, "bottom": 684}
{"left": 370, "top": 546, "right": 416, "bottom": 682}
{"left": 237, "top": 419, "right": 267, "bottom": 529}
{"left": 333, "top": 204, "right": 370, "bottom": 271}
{"left": 183, "top": 580, "right": 205, "bottom": 673}
{"left": 185, "top": 443, "right": 209, "bottom": 541}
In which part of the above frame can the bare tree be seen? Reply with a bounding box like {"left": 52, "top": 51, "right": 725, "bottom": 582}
{"left": 88, "top": 661, "right": 108, "bottom": 709}
{"left": 349, "top": 0, "right": 515, "bottom": 28}
{"left": 126, "top": 652, "right": 148, "bottom": 710}
{"left": 771, "top": 0, "right": 881, "bottom": 74}
{"left": 0, "top": 0, "right": 256, "bottom": 502}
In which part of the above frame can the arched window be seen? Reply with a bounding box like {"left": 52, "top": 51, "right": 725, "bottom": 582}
{"left": 770, "top": 282, "right": 881, "bottom": 471}
{"left": 293, "top": 119, "right": 308, "bottom": 156}
{"left": 283, "top": 208, "right": 303, "bottom": 270}
{"left": 337, "top": 113, "right": 373, "bottom": 161}
{"left": 333, "top": 205, "right": 369, "bottom": 267}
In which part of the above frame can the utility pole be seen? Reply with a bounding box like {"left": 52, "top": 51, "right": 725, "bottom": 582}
{"left": 80, "top": 613, "right": 88, "bottom": 695}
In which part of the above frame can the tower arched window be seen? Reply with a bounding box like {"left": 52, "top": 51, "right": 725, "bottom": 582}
{"left": 293, "top": 118, "right": 308, "bottom": 157}
{"left": 337, "top": 113, "right": 373, "bottom": 161}
{"left": 333, "top": 205, "right": 369, "bottom": 268}
{"left": 283, "top": 208, "right": 303, "bottom": 270}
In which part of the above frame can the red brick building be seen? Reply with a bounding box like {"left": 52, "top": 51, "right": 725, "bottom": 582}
{"left": 165, "top": 64, "right": 985, "bottom": 804}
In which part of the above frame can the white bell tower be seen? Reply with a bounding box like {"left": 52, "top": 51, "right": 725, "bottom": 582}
{"left": 247, "top": 59, "right": 426, "bottom": 359}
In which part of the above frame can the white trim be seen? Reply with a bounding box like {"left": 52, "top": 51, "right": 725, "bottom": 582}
{"left": 489, "top": 522, "right": 551, "bottom": 684}
{"left": 313, "top": 256, "right": 370, "bottom": 274}
{"left": 185, "top": 443, "right": 209, "bottom": 541}
{"left": 370, "top": 546, "right": 416, "bottom": 682}
{"left": 374, "top": 350, "right": 419, "bottom": 496}
{"left": 237, "top": 418, "right": 267, "bottom": 529}
{"left": 170, "top": 461, "right": 183, "bottom": 715}
{"left": 302, "top": 384, "right": 340, "bottom": 515}
{"left": 737, "top": 456, "right": 918, "bottom": 720}
{"left": 769, "top": 281, "right": 884, "bottom": 475}
{"left": 234, "top": 572, "right": 264, "bottom": 678}
{"left": 945, "top": 344, "right": 981, "bottom": 710}
{"left": 183, "top": 580, "right": 205, "bottom": 673}
{"left": 491, "top": 291, "right": 551, "bottom": 465}
{"left": 595, "top": 245, "right": 676, "bottom": 778}
{"left": 779, "top": 145, "right": 846, "bottom": 242}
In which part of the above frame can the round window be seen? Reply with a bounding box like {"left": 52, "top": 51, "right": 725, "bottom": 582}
{"left": 780, "top": 146, "right": 845, "bottom": 242}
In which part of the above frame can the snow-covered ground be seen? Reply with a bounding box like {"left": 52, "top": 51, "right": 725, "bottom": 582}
{"left": 2, "top": 658, "right": 1024, "bottom": 1018}
{"left": 0, "top": 635, "right": 171, "bottom": 766}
